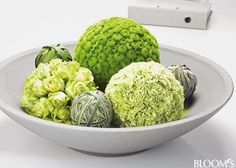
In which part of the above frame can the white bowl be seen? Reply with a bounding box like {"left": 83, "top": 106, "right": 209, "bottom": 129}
{"left": 0, "top": 42, "right": 233, "bottom": 155}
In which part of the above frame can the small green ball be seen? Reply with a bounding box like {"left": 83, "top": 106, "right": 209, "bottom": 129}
{"left": 70, "top": 91, "right": 113, "bottom": 128}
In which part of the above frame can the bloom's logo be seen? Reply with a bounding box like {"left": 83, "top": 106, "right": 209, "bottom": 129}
{"left": 194, "top": 158, "right": 235, "bottom": 168}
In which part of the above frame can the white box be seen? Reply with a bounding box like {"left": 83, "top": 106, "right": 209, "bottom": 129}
{"left": 128, "top": 0, "right": 212, "bottom": 29}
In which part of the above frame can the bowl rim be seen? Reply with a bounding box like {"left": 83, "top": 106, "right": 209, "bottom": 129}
{"left": 0, "top": 42, "right": 234, "bottom": 132}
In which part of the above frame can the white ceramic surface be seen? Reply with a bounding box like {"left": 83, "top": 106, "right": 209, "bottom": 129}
{"left": 0, "top": 42, "right": 233, "bottom": 155}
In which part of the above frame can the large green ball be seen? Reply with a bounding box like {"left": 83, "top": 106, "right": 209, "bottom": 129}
{"left": 74, "top": 17, "right": 160, "bottom": 90}
{"left": 105, "top": 62, "right": 185, "bottom": 128}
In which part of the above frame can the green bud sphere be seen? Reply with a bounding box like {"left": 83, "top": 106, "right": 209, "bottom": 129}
{"left": 32, "top": 63, "right": 51, "bottom": 80}
{"left": 20, "top": 90, "right": 39, "bottom": 113}
{"left": 51, "top": 106, "right": 71, "bottom": 124}
{"left": 43, "top": 76, "right": 65, "bottom": 92}
{"left": 25, "top": 76, "right": 48, "bottom": 97}
{"left": 74, "top": 17, "right": 160, "bottom": 90}
{"left": 50, "top": 59, "right": 80, "bottom": 81}
{"left": 20, "top": 58, "right": 98, "bottom": 125}
{"left": 31, "top": 97, "right": 51, "bottom": 119}
{"left": 48, "top": 91, "right": 69, "bottom": 108}
{"left": 65, "top": 81, "right": 89, "bottom": 99}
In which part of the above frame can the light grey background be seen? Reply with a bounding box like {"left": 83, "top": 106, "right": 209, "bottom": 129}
{"left": 0, "top": 0, "right": 235, "bottom": 167}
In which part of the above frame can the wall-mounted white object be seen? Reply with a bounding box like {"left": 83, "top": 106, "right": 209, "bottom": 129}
{"left": 128, "top": 0, "right": 212, "bottom": 29}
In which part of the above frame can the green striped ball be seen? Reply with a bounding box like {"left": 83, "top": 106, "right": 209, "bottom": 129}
{"left": 70, "top": 91, "right": 113, "bottom": 127}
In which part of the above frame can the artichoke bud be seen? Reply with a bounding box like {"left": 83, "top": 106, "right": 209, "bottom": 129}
{"left": 168, "top": 64, "right": 197, "bottom": 99}
{"left": 35, "top": 44, "right": 72, "bottom": 67}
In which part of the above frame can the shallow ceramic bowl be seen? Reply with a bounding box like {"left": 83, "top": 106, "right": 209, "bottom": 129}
{"left": 0, "top": 42, "right": 233, "bottom": 155}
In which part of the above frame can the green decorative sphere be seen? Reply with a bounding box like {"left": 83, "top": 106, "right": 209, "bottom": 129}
{"left": 20, "top": 59, "right": 97, "bottom": 125}
{"left": 74, "top": 17, "right": 160, "bottom": 90}
{"left": 70, "top": 91, "right": 113, "bottom": 127}
{"left": 105, "top": 62, "right": 185, "bottom": 128}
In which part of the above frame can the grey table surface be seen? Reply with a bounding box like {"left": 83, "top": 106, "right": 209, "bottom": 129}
{"left": 0, "top": 0, "right": 235, "bottom": 167}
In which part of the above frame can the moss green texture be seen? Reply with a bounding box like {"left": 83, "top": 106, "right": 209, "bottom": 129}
{"left": 105, "top": 62, "right": 185, "bottom": 127}
{"left": 74, "top": 17, "right": 160, "bottom": 90}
